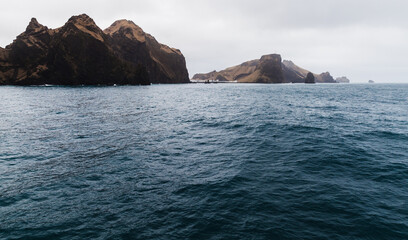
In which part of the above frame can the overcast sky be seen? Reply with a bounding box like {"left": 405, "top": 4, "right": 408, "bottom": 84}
{"left": 1, "top": 0, "right": 407, "bottom": 83}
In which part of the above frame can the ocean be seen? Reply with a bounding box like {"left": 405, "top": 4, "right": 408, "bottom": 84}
{"left": 0, "top": 83, "right": 407, "bottom": 239}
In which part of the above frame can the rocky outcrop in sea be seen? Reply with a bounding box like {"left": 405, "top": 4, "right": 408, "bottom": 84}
{"left": 335, "top": 76, "right": 350, "bottom": 83}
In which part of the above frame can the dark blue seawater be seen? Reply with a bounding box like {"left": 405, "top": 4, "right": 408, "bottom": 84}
{"left": 0, "top": 83, "right": 407, "bottom": 240}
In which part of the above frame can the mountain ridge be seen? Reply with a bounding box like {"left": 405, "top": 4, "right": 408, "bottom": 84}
{"left": 0, "top": 14, "right": 189, "bottom": 85}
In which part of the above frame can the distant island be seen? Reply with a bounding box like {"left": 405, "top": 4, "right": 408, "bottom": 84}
{"left": 192, "top": 54, "right": 348, "bottom": 84}
{"left": 0, "top": 14, "right": 189, "bottom": 85}
{"left": 335, "top": 76, "right": 351, "bottom": 83}
{"left": 368, "top": 80, "right": 375, "bottom": 83}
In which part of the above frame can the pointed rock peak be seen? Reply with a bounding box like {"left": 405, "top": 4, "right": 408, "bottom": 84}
{"left": 29, "top": 18, "right": 39, "bottom": 26}
{"left": 64, "top": 14, "right": 104, "bottom": 42}
{"left": 104, "top": 19, "right": 146, "bottom": 42}
{"left": 105, "top": 19, "right": 142, "bottom": 32}
{"left": 104, "top": 20, "right": 123, "bottom": 34}
{"left": 67, "top": 14, "right": 97, "bottom": 27}
{"left": 25, "top": 17, "right": 46, "bottom": 33}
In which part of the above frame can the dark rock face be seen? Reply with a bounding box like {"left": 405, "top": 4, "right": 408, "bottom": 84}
{"left": 282, "top": 61, "right": 306, "bottom": 83}
{"left": 304, "top": 72, "right": 315, "bottom": 84}
{"left": 282, "top": 60, "right": 336, "bottom": 83}
{"left": 104, "top": 20, "right": 189, "bottom": 84}
{"left": 46, "top": 15, "right": 149, "bottom": 85}
{"left": 254, "top": 54, "right": 284, "bottom": 83}
{"left": 0, "top": 14, "right": 189, "bottom": 85}
{"left": 0, "top": 18, "right": 53, "bottom": 85}
{"left": 193, "top": 55, "right": 337, "bottom": 84}
{"left": 282, "top": 60, "right": 315, "bottom": 83}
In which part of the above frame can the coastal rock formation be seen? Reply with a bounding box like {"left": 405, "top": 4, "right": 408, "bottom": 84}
{"left": 193, "top": 54, "right": 284, "bottom": 83}
{"left": 104, "top": 20, "right": 189, "bottom": 84}
{"left": 0, "top": 14, "right": 189, "bottom": 85}
{"left": 304, "top": 72, "right": 315, "bottom": 84}
{"left": 250, "top": 54, "right": 284, "bottom": 83}
{"left": 193, "top": 59, "right": 259, "bottom": 82}
{"left": 282, "top": 60, "right": 310, "bottom": 83}
{"left": 193, "top": 55, "right": 338, "bottom": 84}
{"left": 282, "top": 60, "right": 336, "bottom": 83}
{"left": 317, "top": 72, "right": 336, "bottom": 83}
{"left": 335, "top": 76, "right": 350, "bottom": 83}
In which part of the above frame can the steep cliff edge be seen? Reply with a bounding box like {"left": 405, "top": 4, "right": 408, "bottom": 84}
{"left": 239, "top": 54, "right": 284, "bottom": 83}
{"left": 104, "top": 20, "right": 189, "bottom": 84}
{"left": 0, "top": 14, "right": 189, "bottom": 85}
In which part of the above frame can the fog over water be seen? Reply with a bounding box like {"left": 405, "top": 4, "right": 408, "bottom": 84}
{"left": 1, "top": 0, "right": 408, "bottom": 83}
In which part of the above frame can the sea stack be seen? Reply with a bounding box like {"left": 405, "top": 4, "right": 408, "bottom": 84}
{"left": 0, "top": 14, "right": 189, "bottom": 85}
{"left": 304, "top": 72, "right": 315, "bottom": 84}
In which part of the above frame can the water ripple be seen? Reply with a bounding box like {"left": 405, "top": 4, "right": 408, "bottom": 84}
{"left": 0, "top": 84, "right": 407, "bottom": 239}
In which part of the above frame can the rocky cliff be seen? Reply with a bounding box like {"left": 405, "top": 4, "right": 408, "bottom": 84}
{"left": 317, "top": 72, "right": 336, "bottom": 83}
{"left": 104, "top": 20, "right": 189, "bottom": 84}
{"left": 0, "top": 14, "right": 189, "bottom": 85}
{"left": 193, "top": 55, "right": 338, "bottom": 84}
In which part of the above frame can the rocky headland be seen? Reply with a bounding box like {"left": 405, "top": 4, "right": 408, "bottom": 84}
{"left": 193, "top": 54, "right": 341, "bottom": 84}
{"left": 0, "top": 14, "right": 189, "bottom": 85}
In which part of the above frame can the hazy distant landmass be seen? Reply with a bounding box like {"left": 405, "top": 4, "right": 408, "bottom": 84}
{"left": 0, "top": 14, "right": 189, "bottom": 85}
{"left": 193, "top": 54, "right": 342, "bottom": 84}
{"left": 335, "top": 76, "right": 351, "bottom": 83}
